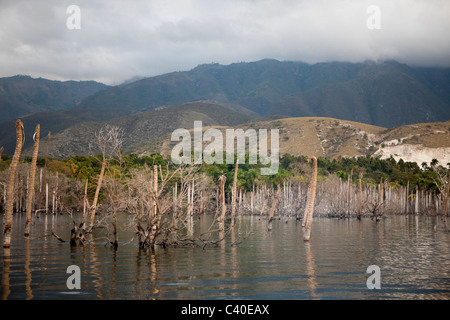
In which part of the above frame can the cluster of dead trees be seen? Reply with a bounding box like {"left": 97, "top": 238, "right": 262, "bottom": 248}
{"left": 2, "top": 121, "right": 449, "bottom": 249}
{"left": 239, "top": 174, "right": 449, "bottom": 221}
{"left": 0, "top": 121, "right": 86, "bottom": 248}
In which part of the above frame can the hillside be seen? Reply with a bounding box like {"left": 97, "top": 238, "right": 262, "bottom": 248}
{"left": 12, "top": 98, "right": 448, "bottom": 166}
{"left": 1, "top": 59, "right": 450, "bottom": 157}
{"left": 0, "top": 75, "right": 109, "bottom": 121}
{"left": 142, "top": 117, "right": 450, "bottom": 167}
{"left": 30, "top": 101, "right": 253, "bottom": 158}
{"left": 0, "top": 104, "right": 132, "bottom": 154}
{"left": 74, "top": 59, "right": 450, "bottom": 127}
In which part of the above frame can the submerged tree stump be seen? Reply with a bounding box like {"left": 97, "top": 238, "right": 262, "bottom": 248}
{"left": 3, "top": 120, "right": 24, "bottom": 248}
{"left": 268, "top": 185, "right": 281, "bottom": 231}
{"left": 217, "top": 172, "right": 227, "bottom": 233}
{"left": 25, "top": 124, "right": 40, "bottom": 237}
{"left": 303, "top": 156, "right": 318, "bottom": 242}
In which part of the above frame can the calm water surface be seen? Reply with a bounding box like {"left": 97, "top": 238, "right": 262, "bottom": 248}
{"left": 1, "top": 213, "right": 449, "bottom": 300}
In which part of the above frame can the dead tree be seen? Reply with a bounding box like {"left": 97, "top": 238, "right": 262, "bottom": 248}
{"left": 303, "top": 156, "right": 318, "bottom": 241}
{"left": 87, "top": 125, "right": 123, "bottom": 232}
{"left": 3, "top": 120, "right": 25, "bottom": 248}
{"left": 268, "top": 185, "right": 281, "bottom": 231}
{"left": 217, "top": 172, "right": 227, "bottom": 233}
{"left": 126, "top": 163, "right": 182, "bottom": 249}
{"left": 405, "top": 180, "right": 410, "bottom": 214}
{"left": 431, "top": 163, "right": 450, "bottom": 229}
{"left": 370, "top": 178, "right": 388, "bottom": 222}
{"left": 259, "top": 188, "right": 269, "bottom": 219}
{"left": 24, "top": 124, "right": 40, "bottom": 237}
{"left": 347, "top": 168, "right": 353, "bottom": 217}
{"left": 89, "top": 156, "right": 106, "bottom": 230}
{"left": 230, "top": 159, "right": 239, "bottom": 228}
{"left": 358, "top": 172, "right": 363, "bottom": 220}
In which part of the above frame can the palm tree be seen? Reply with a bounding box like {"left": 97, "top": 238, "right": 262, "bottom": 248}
{"left": 431, "top": 158, "right": 439, "bottom": 168}
{"left": 4, "top": 120, "right": 25, "bottom": 248}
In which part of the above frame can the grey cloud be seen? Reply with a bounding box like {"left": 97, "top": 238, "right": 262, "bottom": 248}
{"left": 0, "top": 0, "right": 449, "bottom": 85}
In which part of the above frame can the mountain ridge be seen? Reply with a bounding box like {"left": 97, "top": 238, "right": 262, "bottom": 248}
{"left": 73, "top": 59, "right": 450, "bottom": 127}
{"left": 0, "top": 75, "right": 109, "bottom": 121}
{"left": 1, "top": 59, "right": 449, "bottom": 158}
{"left": 15, "top": 102, "right": 450, "bottom": 168}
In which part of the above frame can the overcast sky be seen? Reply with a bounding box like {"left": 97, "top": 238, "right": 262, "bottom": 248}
{"left": 1, "top": 0, "right": 449, "bottom": 85}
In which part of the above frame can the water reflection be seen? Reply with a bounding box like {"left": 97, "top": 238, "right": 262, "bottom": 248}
{"left": 2, "top": 247, "right": 10, "bottom": 300}
{"left": 111, "top": 249, "right": 117, "bottom": 300}
{"left": 89, "top": 241, "right": 104, "bottom": 300}
{"left": 25, "top": 238, "right": 33, "bottom": 300}
{"left": 0, "top": 214, "right": 449, "bottom": 299}
{"left": 136, "top": 248, "right": 158, "bottom": 299}
{"left": 305, "top": 242, "right": 318, "bottom": 299}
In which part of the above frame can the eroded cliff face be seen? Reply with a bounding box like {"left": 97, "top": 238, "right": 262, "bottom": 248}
{"left": 375, "top": 144, "right": 450, "bottom": 166}
{"left": 372, "top": 122, "right": 450, "bottom": 165}
{"left": 271, "top": 118, "right": 450, "bottom": 166}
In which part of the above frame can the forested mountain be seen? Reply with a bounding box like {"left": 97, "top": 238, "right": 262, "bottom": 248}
{"left": 1, "top": 59, "right": 449, "bottom": 157}
{"left": 0, "top": 75, "right": 109, "bottom": 121}
{"left": 37, "top": 101, "right": 254, "bottom": 158}
{"left": 74, "top": 59, "right": 450, "bottom": 127}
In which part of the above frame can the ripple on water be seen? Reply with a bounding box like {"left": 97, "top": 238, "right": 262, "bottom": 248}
{"left": 1, "top": 214, "right": 449, "bottom": 299}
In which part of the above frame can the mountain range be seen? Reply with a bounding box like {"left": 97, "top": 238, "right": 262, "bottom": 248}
{"left": 0, "top": 75, "right": 108, "bottom": 121}
{"left": 0, "top": 59, "right": 449, "bottom": 161}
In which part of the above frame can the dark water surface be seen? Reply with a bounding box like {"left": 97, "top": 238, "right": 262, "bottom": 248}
{"left": 1, "top": 213, "right": 449, "bottom": 300}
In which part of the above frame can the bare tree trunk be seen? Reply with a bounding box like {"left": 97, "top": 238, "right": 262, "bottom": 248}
{"left": 303, "top": 156, "right": 318, "bottom": 242}
{"left": 268, "top": 185, "right": 281, "bottom": 231}
{"left": 199, "top": 191, "right": 204, "bottom": 216}
{"left": 415, "top": 185, "right": 419, "bottom": 215}
{"left": 45, "top": 183, "right": 48, "bottom": 214}
{"left": 405, "top": 180, "right": 409, "bottom": 214}
{"left": 230, "top": 159, "right": 239, "bottom": 228}
{"left": 89, "top": 156, "right": 107, "bottom": 230}
{"left": 109, "top": 208, "right": 118, "bottom": 248}
{"left": 24, "top": 124, "right": 40, "bottom": 237}
{"left": 347, "top": 168, "right": 353, "bottom": 217}
{"left": 372, "top": 177, "right": 386, "bottom": 221}
{"left": 52, "top": 189, "right": 55, "bottom": 214}
{"left": 251, "top": 185, "right": 254, "bottom": 213}
{"left": 150, "top": 165, "right": 161, "bottom": 248}
{"left": 153, "top": 165, "right": 158, "bottom": 218}
{"left": 358, "top": 172, "right": 363, "bottom": 220}
{"left": 442, "top": 175, "right": 449, "bottom": 229}
{"left": 217, "top": 172, "right": 227, "bottom": 233}
{"left": 302, "top": 184, "right": 311, "bottom": 228}
{"left": 82, "top": 179, "right": 88, "bottom": 228}
{"left": 3, "top": 120, "right": 24, "bottom": 248}
{"left": 39, "top": 168, "right": 42, "bottom": 193}
{"left": 55, "top": 172, "right": 59, "bottom": 213}
{"left": 259, "top": 189, "right": 269, "bottom": 219}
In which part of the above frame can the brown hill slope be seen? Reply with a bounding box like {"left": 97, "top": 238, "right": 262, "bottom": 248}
{"left": 30, "top": 101, "right": 253, "bottom": 158}
{"left": 20, "top": 103, "right": 449, "bottom": 166}
{"left": 143, "top": 117, "right": 450, "bottom": 166}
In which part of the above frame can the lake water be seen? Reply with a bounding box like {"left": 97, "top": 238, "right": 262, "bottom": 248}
{"left": 1, "top": 213, "right": 449, "bottom": 300}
